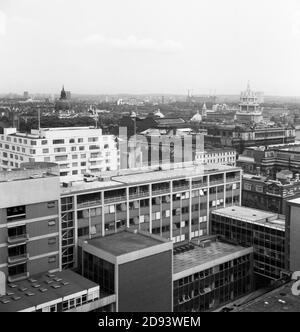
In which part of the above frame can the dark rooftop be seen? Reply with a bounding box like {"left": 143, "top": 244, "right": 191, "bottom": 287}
{"left": 238, "top": 282, "right": 300, "bottom": 312}
{"left": 0, "top": 270, "right": 98, "bottom": 312}
{"left": 86, "top": 230, "right": 168, "bottom": 256}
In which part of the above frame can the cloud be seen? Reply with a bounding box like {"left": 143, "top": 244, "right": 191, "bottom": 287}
{"left": 70, "top": 34, "right": 183, "bottom": 53}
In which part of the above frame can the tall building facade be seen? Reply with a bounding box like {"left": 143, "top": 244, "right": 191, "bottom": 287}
{"left": 0, "top": 127, "right": 119, "bottom": 177}
{"left": 0, "top": 163, "right": 61, "bottom": 283}
{"left": 59, "top": 163, "right": 242, "bottom": 270}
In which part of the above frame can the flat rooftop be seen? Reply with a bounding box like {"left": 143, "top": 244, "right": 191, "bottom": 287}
{"left": 238, "top": 282, "right": 300, "bottom": 312}
{"left": 288, "top": 197, "right": 300, "bottom": 206}
{"left": 212, "top": 206, "right": 285, "bottom": 231}
{"left": 0, "top": 163, "right": 59, "bottom": 183}
{"left": 173, "top": 241, "right": 251, "bottom": 277}
{"left": 0, "top": 270, "right": 99, "bottom": 312}
{"left": 61, "top": 163, "right": 241, "bottom": 194}
{"left": 85, "top": 230, "right": 168, "bottom": 256}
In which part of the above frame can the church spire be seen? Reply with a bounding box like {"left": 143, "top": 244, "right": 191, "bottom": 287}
{"left": 60, "top": 85, "right": 67, "bottom": 100}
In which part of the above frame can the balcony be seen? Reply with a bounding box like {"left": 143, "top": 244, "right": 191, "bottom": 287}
{"left": 77, "top": 200, "right": 102, "bottom": 209}
{"left": 104, "top": 196, "right": 127, "bottom": 204}
{"left": 89, "top": 157, "right": 103, "bottom": 161}
{"left": 8, "top": 253, "right": 29, "bottom": 265}
{"left": 173, "top": 185, "right": 190, "bottom": 192}
{"left": 8, "top": 272, "right": 29, "bottom": 283}
{"left": 152, "top": 188, "right": 170, "bottom": 196}
{"left": 129, "top": 191, "right": 149, "bottom": 200}
{"left": 192, "top": 182, "right": 208, "bottom": 189}
{"left": 7, "top": 234, "right": 29, "bottom": 245}
{"left": 226, "top": 176, "right": 240, "bottom": 183}
{"left": 6, "top": 213, "right": 26, "bottom": 222}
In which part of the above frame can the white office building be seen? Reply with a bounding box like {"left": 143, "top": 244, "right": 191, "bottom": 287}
{"left": 195, "top": 148, "right": 236, "bottom": 166}
{"left": 0, "top": 127, "right": 119, "bottom": 177}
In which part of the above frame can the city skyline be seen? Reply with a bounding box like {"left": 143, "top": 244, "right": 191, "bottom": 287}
{"left": 0, "top": 0, "right": 300, "bottom": 96}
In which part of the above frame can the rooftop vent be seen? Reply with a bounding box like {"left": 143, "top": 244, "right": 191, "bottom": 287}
{"left": 44, "top": 280, "right": 53, "bottom": 285}
{"left": 46, "top": 273, "right": 56, "bottom": 278}
{"left": 32, "top": 284, "right": 41, "bottom": 288}
{"left": 19, "top": 287, "right": 27, "bottom": 292}
{"left": 12, "top": 296, "right": 21, "bottom": 301}
{"left": 51, "top": 284, "right": 61, "bottom": 289}
{"left": 8, "top": 284, "right": 18, "bottom": 289}
{"left": 0, "top": 299, "right": 10, "bottom": 304}
{"left": 25, "top": 291, "right": 35, "bottom": 297}
{"left": 39, "top": 288, "right": 48, "bottom": 293}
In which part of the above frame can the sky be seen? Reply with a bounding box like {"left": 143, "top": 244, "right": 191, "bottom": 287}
{"left": 0, "top": 0, "right": 300, "bottom": 96}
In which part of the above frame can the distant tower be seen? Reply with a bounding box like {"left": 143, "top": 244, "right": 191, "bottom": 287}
{"left": 60, "top": 85, "right": 67, "bottom": 100}
{"left": 55, "top": 85, "right": 71, "bottom": 112}
{"left": 237, "top": 82, "right": 263, "bottom": 124}
{"left": 201, "top": 103, "right": 207, "bottom": 117}
{"left": 23, "top": 91, "right": 29, "bottom": 100}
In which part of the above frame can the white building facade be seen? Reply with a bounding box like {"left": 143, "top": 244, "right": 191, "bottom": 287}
{"left": 195, "top": 148, "right": 236, "bottom": 166}
{"left": 0, "top": 127, "right": 119, "bottom": 177}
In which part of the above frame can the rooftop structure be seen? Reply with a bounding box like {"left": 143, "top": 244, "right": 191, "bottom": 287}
{"left": 85, "top": 230, "right": 169, "bottom": 257}
{"left": 0, "top": 270, "right": 109, "bottom": 312}
{"left": 238, "top": 282, "right": 300, "bottom": 312}
{"left": 212, "top": 206, "right": 286, "bottom": 280}
{"left": 173, "top": 239, "right": 253, "bottom": 279}
{"left": 80, "top": 230, "right": 173, "bottom": 312}
{"left": 212, "top": 206, "right": 285, "bottom": 231}
{"left": 173, "top": 238, "right": 254, "bottom": 312}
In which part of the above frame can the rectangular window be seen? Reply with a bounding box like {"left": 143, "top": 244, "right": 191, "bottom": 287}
{"left": 48, "top": 256, "right": 56, "bottom": 263}
{"left": 47, "top": 201, "right": 56, "bottom": 208}
{"left": 48, "top": 238, "right": 57, "bottom": 245}
{"left": 53, "top": 139, "right": 65, "bottom": 145}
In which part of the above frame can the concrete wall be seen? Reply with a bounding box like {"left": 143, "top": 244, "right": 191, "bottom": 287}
{"left": 0, "top": 177, "right": 60, "bottom": 209}
{"left": 118, "top": 250, "right": 173, "bottom": 312}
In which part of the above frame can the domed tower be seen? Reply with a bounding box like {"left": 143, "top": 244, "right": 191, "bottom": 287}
{"left": 153, "top": 109, "right": 165, "bottom": 118}
{"left": 191, "top": 110, "right": 202, "bottom": 123}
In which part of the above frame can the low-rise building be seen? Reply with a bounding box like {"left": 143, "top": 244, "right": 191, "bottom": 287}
{"left": 211, "top": 206, "right": 286, "bottom": 281}
{"left": 78, "top": 229, "right": 173, "bottom": 312}
{"left": 0, "top": 270, "right": 113, "bottom": 312}
{"left": 173, "top": 237, "right": 253, "bottom": 312}
{"left": 195, "top": 148, "right": 236, "bottom": 166}
{"left": 237, "top": 144, "right": 300, "bottom": 178}
{"left": 242, "top": 173, "right": 300, "bottom": 214}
